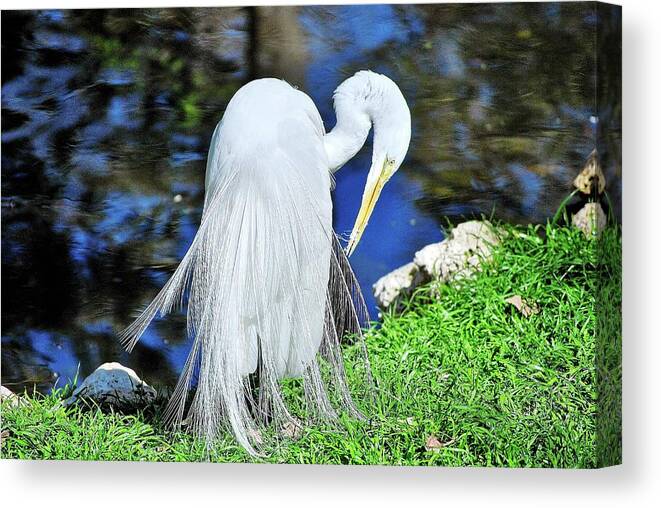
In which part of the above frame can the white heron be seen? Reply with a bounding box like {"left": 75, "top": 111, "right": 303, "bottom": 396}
{"left": 120, "top": 70, "right": 411, "bottom": 454}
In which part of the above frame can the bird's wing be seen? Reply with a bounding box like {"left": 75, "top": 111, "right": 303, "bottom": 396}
{"left": 119, "top": 79, "right": 371, "bottom": 454}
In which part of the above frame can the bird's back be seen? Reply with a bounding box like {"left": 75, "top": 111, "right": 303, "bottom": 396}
{"left": 204, "top": 78, "right": 329, "bottom": 211}
{"left": 220, "top": 79, "right": 324, "bottom": 147}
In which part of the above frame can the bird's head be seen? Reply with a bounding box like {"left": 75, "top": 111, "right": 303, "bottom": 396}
{"left": 342, "top": 71, "right": 411, "bottom": 257}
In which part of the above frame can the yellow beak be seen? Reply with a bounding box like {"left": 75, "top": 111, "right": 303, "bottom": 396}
{"left": 345, "top": 168, "right": 389, "bottom": 257}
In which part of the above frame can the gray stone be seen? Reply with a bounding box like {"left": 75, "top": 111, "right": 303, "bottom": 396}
{"left": 373, "top": 262, "right": 428, "bottom": 309}
{"left": 572, "top": 202, "right": 607, "bottom": 238}
{"left": 64, "top": 362, "right": 156, "bottom": 411}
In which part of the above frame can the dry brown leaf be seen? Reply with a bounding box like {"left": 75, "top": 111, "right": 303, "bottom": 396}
{"left": 425, "top": 435, "right": 443, "bottom": 451}
{"left": 505, "top": 295, "right": 540, "bottom": 317}
{"left": 425, "top": 435, "right": 455, "bottom": 452}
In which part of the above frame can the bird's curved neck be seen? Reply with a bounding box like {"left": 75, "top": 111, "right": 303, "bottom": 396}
{"left": 323, "top": 71, "right": 411, "bottom": 176}
{"left": 323, "top": 108, "right": 371, "bottom": 172}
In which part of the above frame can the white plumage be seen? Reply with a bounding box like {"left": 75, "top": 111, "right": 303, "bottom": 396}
{"left": 120, "top": 70, "right": 411, "bottom": 454}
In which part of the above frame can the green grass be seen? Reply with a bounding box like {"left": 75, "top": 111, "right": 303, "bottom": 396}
{"left": 1, "top": 221, "right": 622, "bottom": 467}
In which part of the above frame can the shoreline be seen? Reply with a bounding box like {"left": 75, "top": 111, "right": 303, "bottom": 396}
{"left": 1, "top": 219, "right": 622, "bottom": 467}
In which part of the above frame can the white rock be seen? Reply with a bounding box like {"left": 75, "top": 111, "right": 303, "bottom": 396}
{"left": 64, "top": 362, "right": 156, "bottom": 410}
{"left": 414, "top": 220, "right": 500, "bottom": 281}
{"left": 373, "top": 221, "right": 501, "bottom": 310}
{"left": 373, "top": 262, "right": 427, "bottom": 309}
{"left": 572, "top": 202, "right": 607, "bottom": 238}
{"left": 1, "top": 385, "right": 21, "bottom": 408}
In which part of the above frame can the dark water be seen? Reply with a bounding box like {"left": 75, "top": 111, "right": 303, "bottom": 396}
{"left": 1, "top": 3, "right": 621, "bottom": 393}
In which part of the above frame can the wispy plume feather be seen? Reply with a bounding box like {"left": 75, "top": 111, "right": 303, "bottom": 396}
{"left": 120, "top": 124, "right": 372, "bottom": 456}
